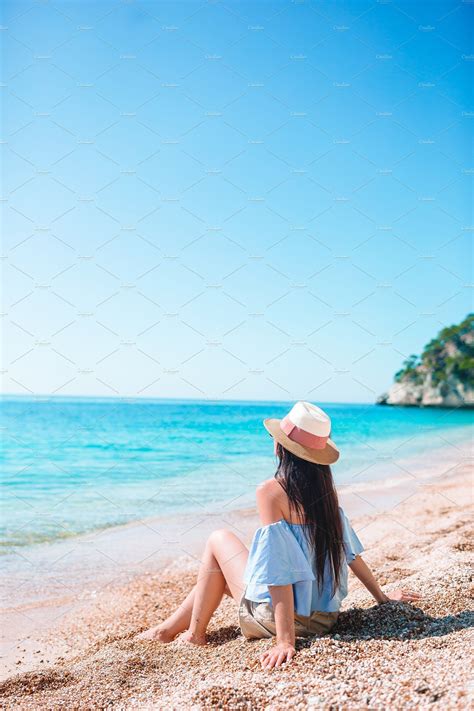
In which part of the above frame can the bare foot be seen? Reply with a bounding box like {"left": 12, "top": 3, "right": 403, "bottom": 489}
{"left": 174, "top": 630, "right": 207, "bottom": 646}
{"left": 136, "top": 624, "right": 176, "bottom": 642}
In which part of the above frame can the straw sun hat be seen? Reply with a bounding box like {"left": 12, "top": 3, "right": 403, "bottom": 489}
{"left": 263, "top": 401, "right": 340, "bottom": 465}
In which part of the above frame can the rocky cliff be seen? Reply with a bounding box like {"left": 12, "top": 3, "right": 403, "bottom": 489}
{"left": 377, "top": 314, "right": 474, "bottom": 408}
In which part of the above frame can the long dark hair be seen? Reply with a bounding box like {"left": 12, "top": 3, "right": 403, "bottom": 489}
{"left": 274, "top": 442, "right": 343, "bottom": 595}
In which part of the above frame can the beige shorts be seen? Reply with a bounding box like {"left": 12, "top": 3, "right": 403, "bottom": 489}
{"left": 238, "top": 596, "right": 339, "bottom": 640}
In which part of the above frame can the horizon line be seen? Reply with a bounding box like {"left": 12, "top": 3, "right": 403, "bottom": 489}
{"left": 0, "top": 392, "right": 376, "bottom": 406}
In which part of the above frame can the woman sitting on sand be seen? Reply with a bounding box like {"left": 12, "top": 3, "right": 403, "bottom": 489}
{"left": 139, "top": 401, "right": 421, "bottom": 669}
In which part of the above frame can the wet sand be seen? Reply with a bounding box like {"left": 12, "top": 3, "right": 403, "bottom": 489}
{"left": 0, "top": 441, "right": 473, "bottom": 709}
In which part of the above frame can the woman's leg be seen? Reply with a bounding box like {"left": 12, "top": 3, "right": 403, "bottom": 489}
{"left": 137, "top": 584, "right": 197, "bottom": 641}
{"left": 138, "top": 529, "right": 247, "bottom": 642}
{"left": 179, "top": 528, "right": 248, "bottom": 644}
{"left": 137, "top": 583, "right": 235, "bottom": 641}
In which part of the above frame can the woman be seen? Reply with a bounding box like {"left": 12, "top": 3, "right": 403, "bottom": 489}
{"left": 139, "top": 401, "right": 421, "bottom": 669}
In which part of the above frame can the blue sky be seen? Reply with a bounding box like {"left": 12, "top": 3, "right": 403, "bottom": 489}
{"left": 2, "top": 0, "right": 472, "bottom": 402}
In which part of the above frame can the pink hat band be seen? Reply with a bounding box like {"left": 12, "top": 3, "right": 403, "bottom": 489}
{"left": 280, "top": 414, "right": 329, "bottom": 450}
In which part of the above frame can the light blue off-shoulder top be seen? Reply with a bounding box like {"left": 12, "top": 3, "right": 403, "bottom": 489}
{"left": 242, "top": 507, "right": 364, "bottom": 617}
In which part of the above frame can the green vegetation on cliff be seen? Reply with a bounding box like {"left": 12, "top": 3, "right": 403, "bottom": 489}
{"left": 395, "top": 313, "right": 474, "bottom": 388}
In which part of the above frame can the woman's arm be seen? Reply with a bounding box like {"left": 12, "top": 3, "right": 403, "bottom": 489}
{"left": 255, "top": 481, "right": 297, "bottom": 669}
{"left": 349, "top": 555, "right": 387, "bottom": 602}
{"left": 259, "top": 584, "right": 296, "bottom": 670}
{"left": 349, "top": 555, "right": 422, "bottom": 603}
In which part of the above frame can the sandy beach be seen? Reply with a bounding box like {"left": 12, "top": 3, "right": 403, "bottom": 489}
{"left": 3, "top": 0, "right": 472, "bottom": 705}
{"left": 1, "top": 440, "right": 473, "bottom": 709}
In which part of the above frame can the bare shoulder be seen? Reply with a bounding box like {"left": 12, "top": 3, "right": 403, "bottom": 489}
{"left": 255, "top": 478, "right": 288, "bottom": 525}
{"left": 256, "top": 477, "right": 281, "bottom": 496}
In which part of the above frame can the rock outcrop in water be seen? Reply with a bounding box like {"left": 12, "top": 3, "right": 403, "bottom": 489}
{"left": 377, "top": 314, "right": 474, "bottom": 408}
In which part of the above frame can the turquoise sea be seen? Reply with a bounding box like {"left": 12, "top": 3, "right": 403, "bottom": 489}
{"left": 1, "top": 397, "right": 472, "bottom": 551}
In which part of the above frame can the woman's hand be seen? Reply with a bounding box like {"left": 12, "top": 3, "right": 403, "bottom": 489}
{"left": 265, "top": 584, "right": 296, "bottom": 669}
{"left": 380, "top": 588, "right": 422, "bottom": 603}
{"left": 260, "top": 642, "right": 296, "bottom": 670}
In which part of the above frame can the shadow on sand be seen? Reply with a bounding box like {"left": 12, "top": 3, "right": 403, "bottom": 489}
{"left": 331, "top": 601, "right": 473, "bottom": 641}
{"left": 209, "top": 601, "right": 474, "bottom": 647}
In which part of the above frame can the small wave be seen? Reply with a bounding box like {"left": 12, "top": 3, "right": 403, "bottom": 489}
{"left": 0, "top": 528, "right": 79, "bottom": 552}
{"left": 83, "top": 443, "right": 155, "bottom": 452}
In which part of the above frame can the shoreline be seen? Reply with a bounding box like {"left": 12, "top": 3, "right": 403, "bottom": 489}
{"left": 0, "top": 435, "right": 472, "bottom": 688}
{"left": 0, "top": 444, "right": 466, "bottom": 615}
